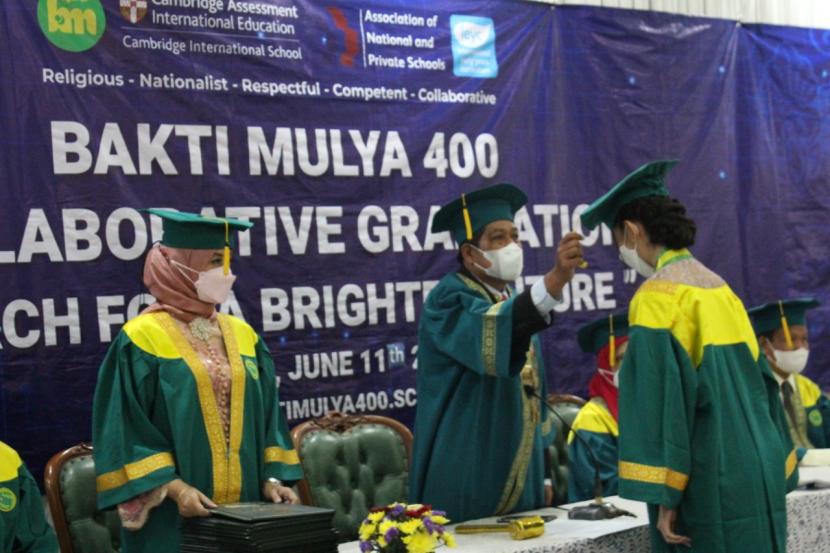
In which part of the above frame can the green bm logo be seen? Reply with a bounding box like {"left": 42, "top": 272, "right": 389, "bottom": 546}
{"left": 37, "top": 0, "right": 106, "bottom": 52}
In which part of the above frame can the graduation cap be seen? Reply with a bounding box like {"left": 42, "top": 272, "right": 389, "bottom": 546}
{"left": 431, "top": 183, "right": 527, "bottom": 244}
{"left": 747, "top": 298, "right": 820, "bottom": 349}
{"left": 577, "top": 311, "right": 629, "bottom": 367}
{"left": 146, "top": 209, "right": 254, "bottom": 275}
{"left": 580, "top": 160, "right": 678, "bottom": 231}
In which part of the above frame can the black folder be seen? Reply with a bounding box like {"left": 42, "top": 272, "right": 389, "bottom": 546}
{"left": 180, "top": 502, "right": 339, "bottom": 553}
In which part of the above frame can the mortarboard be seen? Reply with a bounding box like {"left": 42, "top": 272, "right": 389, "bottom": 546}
{"left": 747, "top": 297, "right": 820, "bottom": 348}
{"left": 431, "top": 183, "right": 527, "bottom": 245}
{"left": 580, "top": 160, "right": 678, "bottom": 231}
{"left": 146, "top": 208, "right": 254, "bottom": 275}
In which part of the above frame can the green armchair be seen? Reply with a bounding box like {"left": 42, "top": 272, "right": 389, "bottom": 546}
{"left": 546, "top": 394, "right": 586, "bottom": 506}
{"left": 45, "top": 443, "right": 120, "bottom": 553}
{"left": 290, "top": 412, "right": 412, "bottom": 541}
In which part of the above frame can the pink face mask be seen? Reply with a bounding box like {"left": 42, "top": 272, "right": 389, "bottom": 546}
{"left": 172, "top": 261, "right": 236, "bottom": 305}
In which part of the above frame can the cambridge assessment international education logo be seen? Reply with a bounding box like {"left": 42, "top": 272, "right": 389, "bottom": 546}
{"left": 450, "top": 15, "right": 498, "bottom": 78}
{"left": 120, "top": 0, "right": 148, "bottom": 24}
{"left": 37, "top": 0, "right": 106, "bottom": 52}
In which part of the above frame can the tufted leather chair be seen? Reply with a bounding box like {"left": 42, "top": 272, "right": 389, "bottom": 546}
{"left": 546, "top": 394, "right": 586, "bottom": 506}
{"left": 290, "top": 412, "right": 412, "bottom": 541}
{"left": 44, "top": 443, "right": 120, "bottom": 553}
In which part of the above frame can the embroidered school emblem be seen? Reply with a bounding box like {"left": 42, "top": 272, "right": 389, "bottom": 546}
{"left": 244, "top": 359, "right": 259, "bottom": 380}
{"left": 809, "top": 409, "right": 823, "bottom": 427}
{"left": 0, "top": 488, "right": 16, "bottom": 512}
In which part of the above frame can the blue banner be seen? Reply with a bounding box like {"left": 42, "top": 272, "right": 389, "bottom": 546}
{"left": 0, "top": 1, "right": 827, "bottom": 476}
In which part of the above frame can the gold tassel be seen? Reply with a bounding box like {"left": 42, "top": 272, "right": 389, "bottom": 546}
{"left": 461, "top": 193, "right": 473, "bottom": 241}
{"left": 778, "top": 300, "right": 793, "bottom": 350}
{"left": 608, "top": 315, "right": 616, "bottom": 367}
{"left": 223, "top": 220, "right": 231, "bottom": 275}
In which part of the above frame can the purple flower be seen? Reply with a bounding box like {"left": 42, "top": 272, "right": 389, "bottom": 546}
{"left": 423, "top": 518, "right": 439, "bottom": 534}
{"left": 384, "top": 526, "right": 400, "bottom": 542}
{"left": 389, "top": 504, "right": 406, "bottom": 518}
{"left": 359, "top": 540, "right": 373, "bottom": 552}
{"left": 431, "top": 510, "right": 447, "bottom": 516}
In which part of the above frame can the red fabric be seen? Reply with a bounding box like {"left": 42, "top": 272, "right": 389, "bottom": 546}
{"left": 141, "top": 245, "right": 218, "bottom": 322}
{"left": 587, "top": 336, "right": 628, "bottom": 421}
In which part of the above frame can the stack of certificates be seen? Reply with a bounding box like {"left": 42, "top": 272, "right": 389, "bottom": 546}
{"left": 181, "top": 502, "right": 339, "bottom": 553}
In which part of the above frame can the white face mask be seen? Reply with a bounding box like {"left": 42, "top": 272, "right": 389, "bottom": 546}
{"left": 173, "top": 261, "right": 236, "bottom": 304}
{"left": 618, "top": 228, "right": 655, "bottom": 278}
{"left": 773, "top": 348, "right": 810, "bottom": 374}
{"left": 598, "top": 368, "right": 619, "bottom": 388}
{"left": 473, "top": 242, "right": 524, "bottom": 282}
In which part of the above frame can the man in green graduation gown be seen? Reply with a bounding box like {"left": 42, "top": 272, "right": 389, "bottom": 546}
{"left": 409, "top": 183, "right": 584, "bottom": 522}
{"left": 580, "top": 161, "right": 798, "bottom": 553}
{"left": 568, "top": 312, "right": 629, "bottom": 502}
{"left": 748, "top": 298, "right": 830, "bottom": 459}
{"left": 0, "top": 441, "right": 58, "bottom": 553}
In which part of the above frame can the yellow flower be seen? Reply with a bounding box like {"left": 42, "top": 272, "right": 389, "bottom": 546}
{"left": 429, "top": 515, "right": 449, "bottom": 525}
{"left": 367, "top": 511, "right": 385, "bottom": 523}
{"left": 403, "top": 530, "right": 438, "bottom": 553}
{"left": 359, "top": 522, "right": 376, "bottom": 541}
{"left": 443, "top": 531, "right": 457, "bottom": 548}
{"left": 398, "top": 519, "right": 423, "bottom": 535}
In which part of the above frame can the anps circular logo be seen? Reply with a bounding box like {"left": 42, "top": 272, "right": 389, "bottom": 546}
{"left": 0, "top": 488, "right": 17, "bottom": 512}
{"left": 37, "top": 0, "right": 106, "bottom": 52}
{"left": 809, "top": 409, "right": 823, "bottom": 427}
{"left": 245, "top": 359, "right": 259, "bottom": 380}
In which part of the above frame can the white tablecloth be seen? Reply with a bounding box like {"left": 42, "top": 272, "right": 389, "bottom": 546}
{"left": 338, "top": 467, "right": 830, "bottom": 553}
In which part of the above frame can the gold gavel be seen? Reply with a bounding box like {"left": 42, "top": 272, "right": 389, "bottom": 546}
{"left": 455, "top": 515, "right": 546, "bottom": 540}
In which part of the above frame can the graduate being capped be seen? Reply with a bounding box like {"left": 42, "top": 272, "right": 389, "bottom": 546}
{"left": 748, "top": 298, "right": 830, "bottom": 459}
{"left": 567, "top": 311, "right": 629, "bottom": 502}
{"left": 580, "top": 161, "right": 798, "bottom": 553}
{"left": 409, "top": 183, "right": 585, "bottom": 522}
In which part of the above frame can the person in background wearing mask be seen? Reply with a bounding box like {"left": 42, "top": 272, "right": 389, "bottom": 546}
{"left": 409, "top": 183, "right": 584, "bottom": 522}
{"left": 748, "top": 298, "right": 830, "bottom": 462}
{"left": 567, "top": 312, "right": 629, "bottom": 502}
{"left": 580, "top": 161, "right": 797, "bottom": 553}
{"left": 92, "top": 210, "right": 302, "bottom": 553}
{"left": 0, "top": 441, "right": 58, "bottom": 552}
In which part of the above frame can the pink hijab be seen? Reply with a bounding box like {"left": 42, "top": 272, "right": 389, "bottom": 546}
{"left": 141, "top": 245, "right": 218, "bottom": 322}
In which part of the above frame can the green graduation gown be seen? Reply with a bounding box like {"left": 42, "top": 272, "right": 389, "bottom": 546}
{"left": 409, "top": 270, "right": 556, "bottom": 522}
{"left": 618, "top": 249, "right": 798, "bottom": 553}
{"left": 0, "top": 442, "right": 57, "bottom": 553}
{"left": 567, "top": 398, "right": 619, "bottom": 502}
{"left": 92, "top": 311, "right": 302, "bottom": 552}
{"left": 785, "top": 373, "right": 830, "bottom": 458}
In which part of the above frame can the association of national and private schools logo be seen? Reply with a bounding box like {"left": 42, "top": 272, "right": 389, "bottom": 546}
{"left": 809, "top": 409, "right": 823, "bottom": 427}
{"left": 245, "top": 359, "right": 259, "bottom": 380}
{"left": 450, "top": 15, "right": 498, "bottom": 79}
{"left": 37, "top": 0, "right": 106, "bottom": 52}
{"left": 120, "top": 0, "right": 149, "bottom": 24}
{"left": 0, "top": 488, "right": 16, "bottom": 512}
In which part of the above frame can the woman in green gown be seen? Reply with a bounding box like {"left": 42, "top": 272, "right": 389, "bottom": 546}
{"left": 581, "top": 161, "right": 798, "bottom": 553}
{"left": 92, "top": 210, "right": 303, "bottom": 552}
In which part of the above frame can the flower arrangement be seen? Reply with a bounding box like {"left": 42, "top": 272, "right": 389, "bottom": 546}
{"left": 358, "top": 503, "right": 457, "bottom": 553}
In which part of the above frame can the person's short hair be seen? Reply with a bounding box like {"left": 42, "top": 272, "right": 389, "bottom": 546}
{"left": 457, "top": 228, "right": 486, "bottom": 264}
{"left": 614, "top": 196, "right": 696, "bottom": 249}
{"left": 759, "top": 330, "right": 776, "bottom": 343}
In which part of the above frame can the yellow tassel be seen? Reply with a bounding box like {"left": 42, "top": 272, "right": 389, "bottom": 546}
{"left": 223, "top": 220, "right": 231, "bottom": 275}
{"left": 778, "top": 300, "right": 793, "bottom": 350}
{"left": 608, "top": 315, "right": 616, "bottom": 367}
{"left": 461, "top": 193, "right": 473, "bottom": 241}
